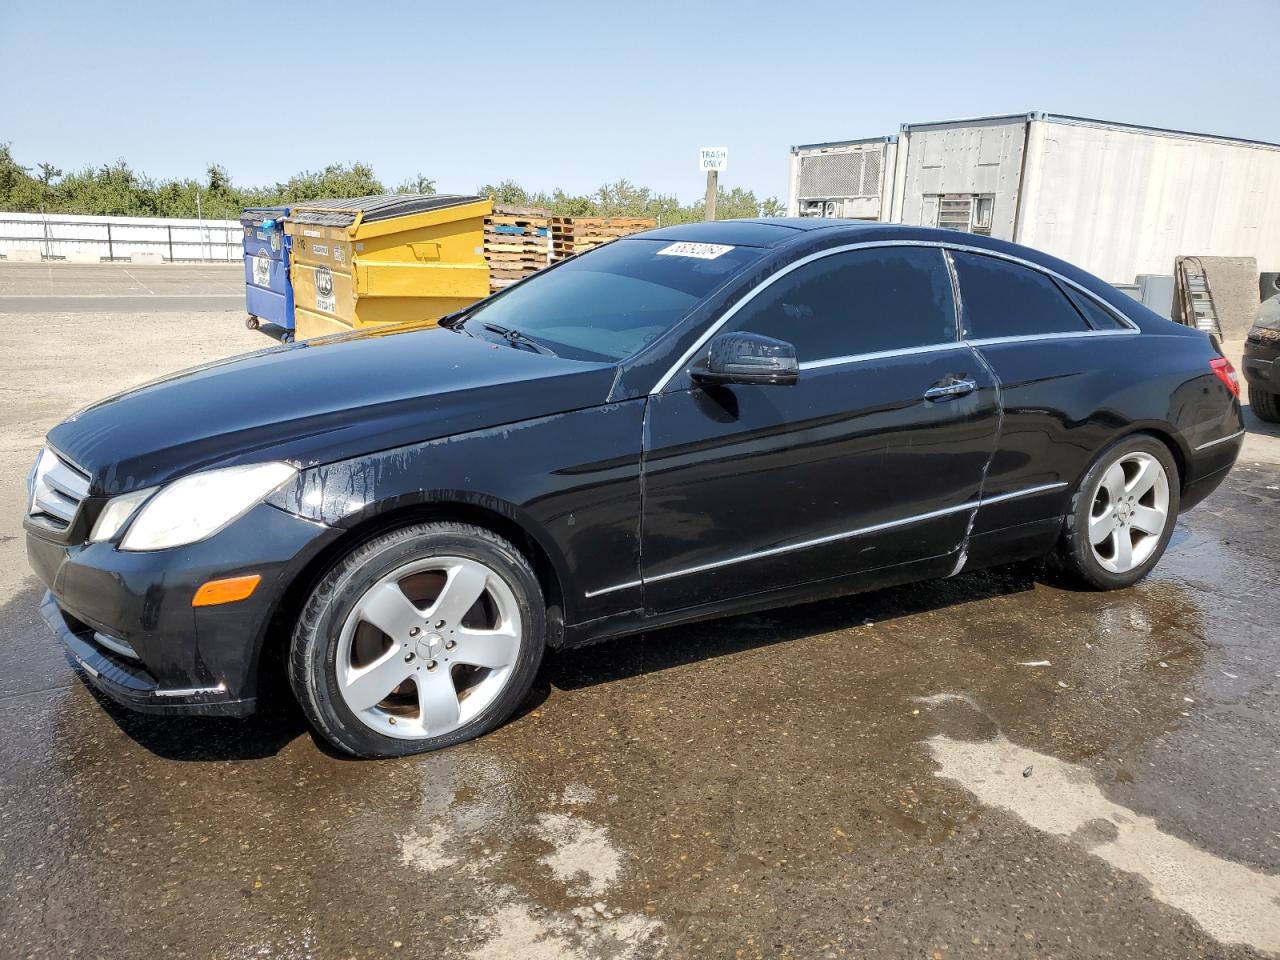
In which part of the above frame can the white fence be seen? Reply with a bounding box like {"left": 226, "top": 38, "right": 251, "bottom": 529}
{"left": 0, "top": 211, "right": 243, "bottom": 262}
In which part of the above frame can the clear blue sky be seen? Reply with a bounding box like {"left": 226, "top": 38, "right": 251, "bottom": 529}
{"left": 2, "top": 0, "right": 1275, "bottom": 203}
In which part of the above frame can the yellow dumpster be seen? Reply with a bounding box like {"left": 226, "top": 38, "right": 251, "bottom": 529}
{"left": 286, "top": 194, "right": 493, "bottom": 340}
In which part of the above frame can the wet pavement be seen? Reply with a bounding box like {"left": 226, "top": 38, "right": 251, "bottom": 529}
{"left": 2, "top": 267, "right": 1279, "bottom": 959}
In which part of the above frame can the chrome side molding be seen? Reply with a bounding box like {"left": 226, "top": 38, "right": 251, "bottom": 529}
{"left": 1194, "top": 429, "right": 1245, "bottom": 452}
{"left": 584, "top": 480, "right": 1068, "bottom": 597}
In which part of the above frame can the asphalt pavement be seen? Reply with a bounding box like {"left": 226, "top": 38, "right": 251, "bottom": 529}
{"left": 0, "top": 262, "right": 243, "bottom": 312}
{"left": 1, "top": 263, "right": 1279, "bottom": 960}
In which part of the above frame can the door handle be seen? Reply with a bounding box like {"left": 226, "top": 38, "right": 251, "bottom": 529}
{"left": 924, "top": 378, "right": 977, "bottom": 401}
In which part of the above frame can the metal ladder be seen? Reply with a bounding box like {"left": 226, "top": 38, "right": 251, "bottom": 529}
{"left": 1175, "top": 256, "right": 1224, "bottom": 339}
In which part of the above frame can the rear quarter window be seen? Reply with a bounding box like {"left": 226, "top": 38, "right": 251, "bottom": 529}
{"left": 952, "top": 251, "right": 1092, "bottom": 340}
{"left": 1062, "top": 285, "right": 1132, "bottom": 330}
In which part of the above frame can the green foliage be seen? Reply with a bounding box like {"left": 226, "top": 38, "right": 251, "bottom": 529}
{"left": 475, "top": 175, "right": 782, "bottom": 225}
{"left": 275, "top": 162, "right": 385, "bottom": 203}
{"left": 0, "top": 144, "right": 781, "bottom": 223}
{"left": 395, "top": 174, "right": 437, "bottom": 195}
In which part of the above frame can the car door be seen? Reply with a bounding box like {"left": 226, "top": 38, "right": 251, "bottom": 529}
{"left": 640, "top": 244, "right": 1001, "bottom": 614}
{"left": 949, "top": 250, "right": 1141, "bottom": 540}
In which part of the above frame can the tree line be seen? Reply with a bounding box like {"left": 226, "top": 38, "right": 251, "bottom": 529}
{"left": 0, "top": 144, "right": 782, "bottom": 224}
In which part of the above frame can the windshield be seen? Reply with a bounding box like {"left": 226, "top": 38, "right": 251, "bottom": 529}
{"left": 461, "top": 238, "right": 765, "bottom": 361}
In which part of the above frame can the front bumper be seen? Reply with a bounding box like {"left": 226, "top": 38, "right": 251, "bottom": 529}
{"left": 1242, "top": 336, "right": 1280, "bottom": 391}
{"left": 26, "top": 501, "right": 338, "bottom": 716}
{"left": 39, "top": 592, "right": 257, "bottom": 716}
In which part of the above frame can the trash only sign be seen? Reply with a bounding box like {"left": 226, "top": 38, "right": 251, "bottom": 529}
{"left": 698, "top": 147, "right": 728, "bottom": 172}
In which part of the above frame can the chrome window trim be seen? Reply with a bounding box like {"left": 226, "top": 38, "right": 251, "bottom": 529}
{"left": 648, "top": 239, "right": 1141, "bottom": 396}
{"left": 964, "top": 329, "right": 1138, "bottom": 347}
{"left": 1194, "top": 428, "right": 1246, "bottom": 451}
{"left": 798, "top": 341, "right": 965, "bottom": 371}
{"left": 943, "top": 247, "right": 964, "bottom": 341}
{"left": 582, "top": 481, "right": 1068, "bottom": 597}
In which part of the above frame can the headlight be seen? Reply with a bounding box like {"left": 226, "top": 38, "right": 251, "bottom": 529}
{"left": 118, "top": 462, "right": 297, "bottom": 552}
{"left": 90, "top": 486, "right": 157, "bottom": 542}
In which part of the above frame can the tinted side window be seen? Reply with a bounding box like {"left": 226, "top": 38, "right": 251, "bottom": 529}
{"left": 726, "top": 247, "right": 956, "bottom": 362}
{"left": 1062, "top": 285, "right": 1130, "bottom": 330}
{"left": 952, "top": 251, "right": 1091, "bottom": 339}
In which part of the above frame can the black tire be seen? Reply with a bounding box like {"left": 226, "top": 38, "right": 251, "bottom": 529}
{"left": 288, "top": 522, "right": 546, "bottom": 758}
{"left": 1249, "top": 383, "right": 1280, "bottom": 423}
{"left": 1055, "top": 433, "right": 1181, "bottom": 590}
{"left": 245, "top": 315, "right": 260, "bottom": 329}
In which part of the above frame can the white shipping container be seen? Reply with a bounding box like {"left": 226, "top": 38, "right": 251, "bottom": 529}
{"left": 788, "top": 137, "right": 899, "bottom": 222}
{"left": 890, "top": 113, "right": 1280, "bottom": 283}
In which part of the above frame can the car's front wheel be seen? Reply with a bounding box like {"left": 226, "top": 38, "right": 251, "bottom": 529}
{"left": 288, "top": 521, "right": 545, "bottom": 758}
{"left": 1055, "top": 434, "right": 1180, "bottom": 590}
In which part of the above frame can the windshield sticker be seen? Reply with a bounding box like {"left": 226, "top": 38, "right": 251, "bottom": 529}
{"left": 656, "top": 241, "right": 735, "bottom": 260}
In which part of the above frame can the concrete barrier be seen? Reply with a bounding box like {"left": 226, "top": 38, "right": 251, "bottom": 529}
{"left": 66, "top": 251, "right": 102, "bottom": 264}
{"left": 131, "top": 252, "right": 164, "bottom": 265}
{"left": 5, "top": 248, "right": 41, "bottom": 262}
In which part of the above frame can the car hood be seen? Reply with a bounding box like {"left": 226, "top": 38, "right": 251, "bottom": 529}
{"left": 47, "top": 322, "right": 619, "bottom": 496}
{"left": 1250, "top": 294, "right": 1280, "bottom": 337}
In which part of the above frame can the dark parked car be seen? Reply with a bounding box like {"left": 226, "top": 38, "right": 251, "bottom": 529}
{"left": 26, "top": 220, "right": 1244, "bottom": 757}
{"left": 1243, "top": 294, "right": 1280, "bottom": 422}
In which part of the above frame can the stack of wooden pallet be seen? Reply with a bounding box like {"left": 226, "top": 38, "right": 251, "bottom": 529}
{"left": 550, "top": 217, "right": 656, "bottom": 262}
{"left": 484, "top": 206, "right": 551, "bottom": 292}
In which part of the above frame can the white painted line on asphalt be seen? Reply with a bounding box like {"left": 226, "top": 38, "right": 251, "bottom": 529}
{"left": 122, "top": 268, "right": 156, "bottom": 295}
{"left": 930, "top": 735, "right": 1280, "bottom": 954}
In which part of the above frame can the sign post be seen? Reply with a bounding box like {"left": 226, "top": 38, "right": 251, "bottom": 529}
{"left": 698, "top": 147, "right": 728, "bottom": 221}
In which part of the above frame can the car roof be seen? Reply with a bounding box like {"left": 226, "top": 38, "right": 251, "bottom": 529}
{"left": 636, "top": 218, "right": 868, "bottom": 248}
{"left": 628, "top": 219, "right": 1117, "bottom": 302}
{"left": 636, "top": 217, "right": 934, "bottom": 248}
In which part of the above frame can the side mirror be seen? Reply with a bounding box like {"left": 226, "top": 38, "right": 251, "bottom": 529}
{"left": 690, "top": 332, "right": 800, "bottom": 387}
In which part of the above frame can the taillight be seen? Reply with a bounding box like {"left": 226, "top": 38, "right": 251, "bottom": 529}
{"left": 1210, "top": 357, "right": 1240, "bottom": 398}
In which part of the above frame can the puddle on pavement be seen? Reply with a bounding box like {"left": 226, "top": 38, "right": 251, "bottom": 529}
{"left": 929, "top": 734, "right": 1280, "bottom": 955}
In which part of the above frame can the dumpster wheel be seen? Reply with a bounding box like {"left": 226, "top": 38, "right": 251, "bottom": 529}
{"left": 281, "top": 332, "right": 295, "bottom": 344}
{"left": 245, "top": 315, "right": 260, "bottom": 330}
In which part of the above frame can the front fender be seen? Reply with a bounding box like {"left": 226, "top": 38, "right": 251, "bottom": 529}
{"left": 267, "top": 401, "right": 647, "bottom": 626}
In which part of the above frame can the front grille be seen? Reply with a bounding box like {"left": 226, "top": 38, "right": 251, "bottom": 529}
{"left": 28, "top": 447, "right": 90, "bottom": 530}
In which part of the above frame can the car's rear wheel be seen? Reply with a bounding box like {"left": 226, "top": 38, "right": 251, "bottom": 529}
{"left": 1055, "top": 434, "right": 1180, "bottom": 590}
{"left": 1249, "top": 383, "right": 1280, "bottom": 423}
{"left": 288, "top": 521, "right": 545, "bottom": 758}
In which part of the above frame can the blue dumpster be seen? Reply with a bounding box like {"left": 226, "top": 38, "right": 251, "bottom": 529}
{"left": 240, "top": 206, "right": 295, "bottom": 341}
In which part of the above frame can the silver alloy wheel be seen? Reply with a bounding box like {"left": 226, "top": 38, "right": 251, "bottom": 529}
{"left": 1088, "top": 451, "right": 1170, "bottom": 574}
{"left": 335, "top": 555, "right": 522, "bottom": 740}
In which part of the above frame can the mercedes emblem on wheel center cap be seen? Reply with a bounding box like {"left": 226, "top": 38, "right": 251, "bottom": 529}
{"left": 416, "top": 633, "right": 445, "bottom": 659}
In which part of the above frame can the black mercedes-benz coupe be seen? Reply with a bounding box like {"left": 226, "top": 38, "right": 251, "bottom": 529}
{"left": 26, "top": 219, "right": 1244, "bottom": 757}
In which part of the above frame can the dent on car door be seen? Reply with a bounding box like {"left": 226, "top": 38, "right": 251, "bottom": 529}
{"left": 639, "top": 245, "right": 1000, "bottom": 614}
{"left": 951, "top": 250, "right": 1141, "bottom": 539}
